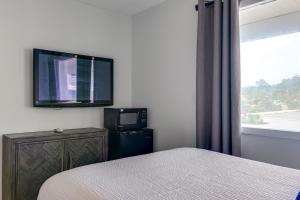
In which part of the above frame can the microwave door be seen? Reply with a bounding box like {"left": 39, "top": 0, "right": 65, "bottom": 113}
{"left": 119, "top": 112, "right": 139, "bottom": 127}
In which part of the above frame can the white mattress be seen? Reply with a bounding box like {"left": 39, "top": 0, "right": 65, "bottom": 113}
{"left": 38, "top": 148, "right": 300, "bottom": 200}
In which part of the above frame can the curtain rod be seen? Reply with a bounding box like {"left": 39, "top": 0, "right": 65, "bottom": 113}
{"left": 195, "top": 1, "right": 215, "bottom": 11}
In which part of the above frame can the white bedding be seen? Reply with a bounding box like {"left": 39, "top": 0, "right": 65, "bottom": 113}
{"left": 38, "top": 148, "right": 300, "bottom": 200}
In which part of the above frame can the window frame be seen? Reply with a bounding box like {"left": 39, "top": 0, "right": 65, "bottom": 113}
{"left": 239, "top": 0, "right": 300, "bottom": 137}
{"left": 240, "top": 0, "right": 265, "bottom": 8}
{"left": 242, "top": 126, "right": 300, "bottom": 140}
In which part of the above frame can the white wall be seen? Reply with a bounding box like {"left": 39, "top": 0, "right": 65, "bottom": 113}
{"left": 0, "top": 0, "right": 132, "bottom": 196}
{"left": 132, "top": 0, "right": 198, "bottom": 151}
{"left": 242, "top": 131, "right": 300, "bottom": 170}
{"left": 0, "top": 0, "right": 132, "bottom": 132}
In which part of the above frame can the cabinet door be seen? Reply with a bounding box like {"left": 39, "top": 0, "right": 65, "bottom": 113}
{"left": 65, "top": 137, "right": 104, "bottom": 169}
{"left": 16, "top": 141, "right": 63, "bottom": 200}
{"left": 119, "top": 131, "right": 153, "bottom": 157}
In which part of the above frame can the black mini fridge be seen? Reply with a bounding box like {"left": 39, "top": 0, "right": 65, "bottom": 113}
{"left": 108, "top": 128, "right": 153, "bottom": 160}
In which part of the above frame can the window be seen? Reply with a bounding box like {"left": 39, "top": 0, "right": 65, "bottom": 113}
{"left": 240, "top": 0, "right": 300, "bottom": 132}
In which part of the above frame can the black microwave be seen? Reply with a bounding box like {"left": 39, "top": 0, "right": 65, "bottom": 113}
{"left": 104, "top": 108, "right": 147, "bottom": 130}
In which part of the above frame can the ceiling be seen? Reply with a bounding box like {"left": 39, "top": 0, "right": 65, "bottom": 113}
{"left": 73, "top": 0, "right": 167, "bottom": 15}
{"left": 240, "top": 0, "right": 300, "bottom": 25}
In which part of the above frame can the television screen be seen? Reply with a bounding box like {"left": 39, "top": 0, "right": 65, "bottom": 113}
{"left": 33, "top": 49, "right": 113, "bottom": 107}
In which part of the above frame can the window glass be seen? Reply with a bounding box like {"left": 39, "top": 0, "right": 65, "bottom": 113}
{"left": 240, "top": 0, "right": 300, "bottom": 132}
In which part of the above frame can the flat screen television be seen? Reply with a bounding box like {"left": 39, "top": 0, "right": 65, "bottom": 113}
{"left": 33, "top": 49, "right": 113, "bottom": 107}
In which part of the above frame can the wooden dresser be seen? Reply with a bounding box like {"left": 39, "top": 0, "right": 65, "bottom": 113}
{"left": 2, "top": 128, "right": 108, "bottom": 200}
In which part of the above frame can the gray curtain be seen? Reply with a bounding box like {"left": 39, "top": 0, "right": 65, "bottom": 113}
{"left": 196, "top": 0, "right": 241, "bottom": 156}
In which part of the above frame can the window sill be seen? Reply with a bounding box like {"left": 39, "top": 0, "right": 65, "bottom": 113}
{"left": 241, "top": 127, "right": 300, "bottom": 141}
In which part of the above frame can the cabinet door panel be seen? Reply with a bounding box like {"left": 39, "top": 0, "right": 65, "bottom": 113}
{"left": 65, "top": 137, "right": 104, "bottom": 169}
{"left": 16, "top": 141, "right": 63, "bottom": 200}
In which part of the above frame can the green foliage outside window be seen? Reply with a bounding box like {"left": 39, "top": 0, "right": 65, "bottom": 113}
{"left": 241, "top": 76, "right": 300, "bottom": 124}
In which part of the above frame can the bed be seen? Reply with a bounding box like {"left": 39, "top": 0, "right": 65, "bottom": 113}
{"left": 38, "top": 148, "right": 300, "bottom": 200}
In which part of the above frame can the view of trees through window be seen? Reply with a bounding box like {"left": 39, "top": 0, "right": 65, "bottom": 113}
{"left": 241, "top": 32, "right": 300, "bottom": 131}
